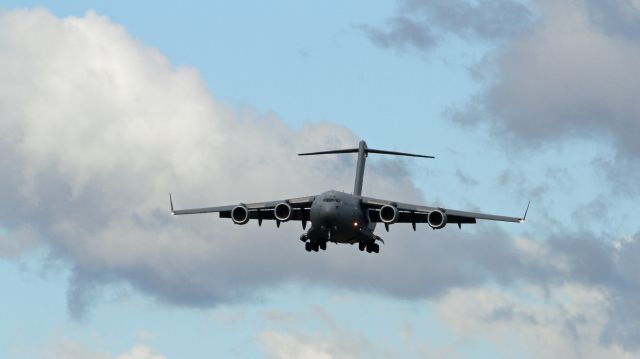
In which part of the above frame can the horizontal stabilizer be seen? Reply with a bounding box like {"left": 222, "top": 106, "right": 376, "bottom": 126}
{"left": 298, "top": 148, "right": 359, "bottom": 156}
{"left": 366, "top": 149, "right": 434, "bottom": 159}
{"left": 298, "top": 140, "right": 432, "bottom": 195}
{"left": 298, "top": 148, "right": 433, "bottom": 159}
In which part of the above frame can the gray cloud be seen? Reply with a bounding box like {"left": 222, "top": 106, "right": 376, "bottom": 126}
{"left": 455, "top": 169, "right": 478, "bottom": 186}
{"left": 357, "top": 16, "right": 436, "bottom": 52}
{"left": 601, "top": 234, "right": 640, "bottom": 348}
{"left": 449, "top": 1, "right": 640, "bottom": 186}
{"left": 542, "top": 231, "right": 640, "bottom": 350}
{"left": 584, "top": 0, "right": 640, "bottom": 41}
{"left": 359, "top": 0, "right": 532, "bottom": 53}
{"left": 365, "top": 1, "right": 640, "bottom": 190}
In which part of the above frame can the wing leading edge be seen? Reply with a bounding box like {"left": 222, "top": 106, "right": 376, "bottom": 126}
{"left": 169, "top": 194, "right": 316, "bottom": 224}
{"left": 362, "top": 196, "right": 527, "bottom": 226}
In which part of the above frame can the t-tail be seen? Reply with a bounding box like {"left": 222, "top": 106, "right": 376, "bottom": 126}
{"left": 298, "top": 140, "right": 434, "bottom": 196}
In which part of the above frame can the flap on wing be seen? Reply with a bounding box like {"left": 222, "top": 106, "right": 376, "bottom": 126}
{"left": 446, "top": 215, "right": 476, "bottom": 224}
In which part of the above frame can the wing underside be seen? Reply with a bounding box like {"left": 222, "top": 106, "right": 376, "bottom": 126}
{"left": 362, "top": 197, "right": 524, "bottom": 225}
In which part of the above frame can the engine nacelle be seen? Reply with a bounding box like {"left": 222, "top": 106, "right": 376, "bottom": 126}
{"left": 231, "top": 205, "right": 250, "bottom": 225}
{"left": 427, "top": 209, "right": 447, "bottom": 229}
{"left": 379, "top": 205, "right": 399, "bottom": 224}
{"left": 274, "top": 202, "right": 293, "bottom": 222}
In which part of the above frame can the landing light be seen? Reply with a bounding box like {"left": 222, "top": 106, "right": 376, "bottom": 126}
{"left": 353, "top": 221, "right": 359, "bottom": 227}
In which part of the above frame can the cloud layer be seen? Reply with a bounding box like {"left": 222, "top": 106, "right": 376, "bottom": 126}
{"left": 360, "top": 0, "right": 640, "bottom": 352}
{"left": 0, "top": 8, "right": 530, "bottom": 318}
{"left": 455, "top": 0, "right": 640, "bottom": 159}
{"left": 364, "top": 0, "right": 640, "bottom": 191}
{"left": 3, "top": 6, "right": 640, "bottom": 354}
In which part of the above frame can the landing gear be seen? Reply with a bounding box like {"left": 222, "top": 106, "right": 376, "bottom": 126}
{"left": 359, "top": 241, "right": 380, "bottom": 254}
{"left": 367, "top": 243, "right": 380, "bottom": 253}
{"left": 304, "top": 240, "right": 325, "bottom": 252}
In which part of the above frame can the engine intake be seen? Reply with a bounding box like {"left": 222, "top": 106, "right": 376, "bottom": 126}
{"left": 379, "top": 205, "right": 399, "bottom": 224}
{"left": 231, "top": 205, "right": 250, "bottom": 225}
{"left": 427, "top": 209, "right": 447, "bottom": 229}
{"left": 274, "top": 202, "right": 293, "bottom": 222}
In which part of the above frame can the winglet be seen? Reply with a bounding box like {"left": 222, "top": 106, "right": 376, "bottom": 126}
{"left": 169, "top": 193, "right": 175, "bottom": 215}
{"left": 520, "top": 201, "right": 530, "bottom": 223}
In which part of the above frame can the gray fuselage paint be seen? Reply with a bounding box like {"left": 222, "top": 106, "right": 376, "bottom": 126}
{"left": 308, "top": 190, "right": 376, "bottom": 244}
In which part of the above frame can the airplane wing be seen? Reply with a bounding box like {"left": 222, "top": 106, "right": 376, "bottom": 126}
{"left": 170, "top": 194, "right": 316, "bottom": 226}
{"left": 362, "top": 196, "right": 528, "bottom": 228}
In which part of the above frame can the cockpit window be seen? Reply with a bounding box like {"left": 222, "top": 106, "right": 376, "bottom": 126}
{"left": 323, "top": 198, "right": 341, "bottom": 203}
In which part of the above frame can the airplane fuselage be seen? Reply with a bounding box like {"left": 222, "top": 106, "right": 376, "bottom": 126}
{"left": 307, "top": 190, "right": 376, "bottom": 244}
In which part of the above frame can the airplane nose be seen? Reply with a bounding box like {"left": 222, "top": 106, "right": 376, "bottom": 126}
{"left": 321, "top": 204, "right": 335, "bottom": 222}
{"left": 312, "top": 203, "right": 336, "bottom": 228}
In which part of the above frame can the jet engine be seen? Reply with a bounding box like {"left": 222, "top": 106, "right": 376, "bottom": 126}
{"left": 427, "top": 209, "right": 447, "bottom": 229}
{"left": 231, "top": 205, "right": 250, "bottom": 225}
{"left": 274, "top": 202, "right": 293, "bottom": 222}
{"left": 379, "top": 205, "right": 399, "bottom": 224}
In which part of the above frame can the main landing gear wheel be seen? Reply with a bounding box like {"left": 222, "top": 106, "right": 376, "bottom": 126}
{"left": 371, "top": 243, "right": 379, "bottom": 253}
{"left": 305, "top": 241, "right": 324, "bottom": 252}
{"left": 361, "top": 242, "right": 379, "bottom": 253}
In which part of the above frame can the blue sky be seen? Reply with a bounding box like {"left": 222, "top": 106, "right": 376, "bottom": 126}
{"left": 1, "top": 1, "right": 640, "bottom": 358}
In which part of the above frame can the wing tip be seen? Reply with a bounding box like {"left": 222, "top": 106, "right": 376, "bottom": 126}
{"left": 169, "top": 193, "right": 176, "bottom": 215}
{"left": 520, "top": 201, "right": 531, "bottom": 223}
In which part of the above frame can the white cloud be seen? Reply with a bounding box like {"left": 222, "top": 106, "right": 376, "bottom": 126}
{"left": 115, "top": 345, "right": 166, "bottom": 359}
{"left": 257, "top": 309, "right": 382, "bottom": 359}
{"left": 33, "top": 338, "right": 164, "bottom": 359}
{"left": 433, "top": 285, "right": 640, "bottom": 359}
{"left": 258, "top": 331, "right": 336, "bottom": 359}
{"left": 48, "top": 341, "right": 110, "bottom": 359}
{"left": 0, "top": 8, "right": 433, "bottom": 317}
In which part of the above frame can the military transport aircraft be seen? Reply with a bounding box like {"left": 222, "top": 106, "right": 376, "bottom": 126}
{"left": 170, "top": 140, "right": 529, "bottom": 253}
